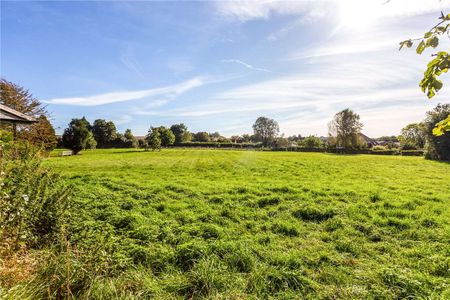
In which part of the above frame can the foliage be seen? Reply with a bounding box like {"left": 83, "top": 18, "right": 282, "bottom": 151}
{"left": 193, "top": 131, "right": 210, "bottom": 142}
{"left": 33, "top": 148, "right": 450, "bottom": 299}
{"left": 252, "top": 116, "right": 279, "bottom": 147}
{"left": 400, "top": 12, "right": 450, "bottom": 135}
{"left": 145, "top": 127, "right": 162, "bottom": 151}
{"left": 0, "top": 78, "right": 46, "bottom": 117}
{"left": 0, "top": 130, "right": 14, "bottom": 143}
{"left": 62, "top": 117, "right": 92, "bottom": 154}
{"left": 85, "top": 131, "right": 97, "bottom": 150}
{"left": 0, "top": 142, "right": 70, "bottom": 252}
{"left": 433, "top": 114, "right": 450, "bottom": 136}
{"left": 274, "top": 137, "right": 289, "bottom": 148}
{"left": 156, "top": 126, "right": 175, "bottom": 146}
{"left": 92, "top": 119, "right": 117, "bottom": 147}
{"left": 170, "top": 123, "right": 190, "bottom": 144}
{"left": 123, "top": 129, "right": 139, "bottom": 148}
{"left": 17, "top": 115, "right": 57, "bottom": 151}
{"left": 423, "top": 103, "right": 450, "bottom": 161}
{"left": 328, "top": 109, "right": 364, "bottom": 149}
{"left": 399, "top": 123, "right": 425, "bottom": 150}
{"left": 299, "top": 135, "right": 324, "bottom": 148}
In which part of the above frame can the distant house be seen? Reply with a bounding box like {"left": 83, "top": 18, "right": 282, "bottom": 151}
{"left": 358, "top": 133, "right": 378, "bottom": 148}
{"left": 0, "top": 104, "right": 37, "bottom": 138}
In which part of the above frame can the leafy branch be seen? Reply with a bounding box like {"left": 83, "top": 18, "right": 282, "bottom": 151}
{"left": 400, "top": 12, "right": 450, "bottom": 135}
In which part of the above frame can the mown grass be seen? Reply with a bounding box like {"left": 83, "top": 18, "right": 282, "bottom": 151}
{"left": 29, "top": 149, "right": 450, "bottom": 298}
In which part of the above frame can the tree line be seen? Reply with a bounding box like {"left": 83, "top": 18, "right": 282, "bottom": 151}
{"left": 1, "top": 78, "right": 449, "bottom": 161}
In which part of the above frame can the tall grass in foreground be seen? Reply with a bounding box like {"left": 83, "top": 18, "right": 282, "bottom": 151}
{"left": 2, "top": 148, "right": 450, "bottom": 299}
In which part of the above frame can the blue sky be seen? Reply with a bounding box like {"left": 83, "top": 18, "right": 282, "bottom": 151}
{"left": 2, "top": 0, "right": 450, "bottom": 137}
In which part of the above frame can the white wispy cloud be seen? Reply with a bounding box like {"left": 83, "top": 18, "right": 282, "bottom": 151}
{"left": 214, "top": 0, "right": 319, "bottom": 22}
{"left": 44, "top": 77, "right": 206, "bottom": 106}
{"left": 222, "top": 59, "right": 272, "bottom": 72}
{"left": 120, "top": 45, "right": 145, "bottom": 77}
{"left": 215, "top": 0, "right": 449, "bottom": 23}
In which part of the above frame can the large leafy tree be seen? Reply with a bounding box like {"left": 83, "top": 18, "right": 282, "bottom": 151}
{"left": 300, "top": 135, "right": 324, "bottom": 148}
{"left": 123, "top": 129, "right": 138, "bottom": 148}
{"left": 194, "top": 132, "right": 210, "bottom": 142}
{"left": 19, "top": 115, "right": 57, "bottom": 151}
{"left": 145, "top": 127, "right": 162, "bottom": 151}
{"left": 0, "top": 79, "right": 46, "bottom": 117}
{"left": 423, "top": 104, "right": 450, "bottom": 161}
{"left": 157, "top": 126, "right": 175, "bottom": 146}
{"left": 170, "top": 123, "right": 190, "bottom": 144}
{"left": 252, "top": 116, "right": 279, "bottom": 147}
{"left": 399, "top": 123, "right": 425, "bottom": 150}
{"left": 62, "top": 117, "right": 92, "bottom": 154}
{"left": 92, "top": 119, "right": 117, "bottom": 148}
{"left": 400, "top": 12, "right": 450, "bottom": 135}
{"left": 328, "top": 109, "right": 363, "bottom": 149}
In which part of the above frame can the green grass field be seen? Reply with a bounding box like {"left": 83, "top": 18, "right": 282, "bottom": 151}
{"left": 42, "top": 149, "right": 450, "bottom": 299}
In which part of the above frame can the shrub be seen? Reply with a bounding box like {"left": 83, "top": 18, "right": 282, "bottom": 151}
{"left": 0, "top": 142, "right": 70, "bottom": 249}
{"left": 372, "top": 145, "right": 387, "bottom": 151}
{"left": 424, "top": 103, "right": 450, "bottom": 161}
{"left": 299, "top": 135, "right": 324, "bottom": 148}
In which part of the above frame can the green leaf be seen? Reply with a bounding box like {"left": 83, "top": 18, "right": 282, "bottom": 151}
{"left": 433, "top": 115, "right": 450, "bottom": 136}
{"left": 416, "top": 40, "right": 425, "bottom": 54}
{"left": 424, "top": 31, "right": 432, "bottom": 38}
{"left": 428, "top": 36, "right": 439, "bottom": 48}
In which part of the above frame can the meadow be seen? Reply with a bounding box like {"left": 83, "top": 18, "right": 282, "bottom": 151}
{"left": 40, "top": 149, "right": 450, "bottom": 299}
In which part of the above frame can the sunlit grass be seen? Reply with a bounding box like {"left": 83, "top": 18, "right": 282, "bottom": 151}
{"left": 37, "top": 148, "right": 450, "bottom": 299}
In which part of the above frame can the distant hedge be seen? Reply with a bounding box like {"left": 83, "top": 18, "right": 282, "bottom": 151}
{"left": 176, "top": 142, "right": 261, "bottom": 149}
{"left": 172, "top": 143, "right": 424, "bottom": 156}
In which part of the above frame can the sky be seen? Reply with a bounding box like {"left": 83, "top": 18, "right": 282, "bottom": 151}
{"left": 1, "top": 0, "right": 450, "bottom": 137}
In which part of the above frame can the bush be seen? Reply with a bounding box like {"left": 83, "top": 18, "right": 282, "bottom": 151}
{"left": 400, "top": 150, "right": 424, "bottom": 156}
{"left": 299, "top": 136, "right": 324, "bottom": 148}
{"left": 0, "top": 142, "right": 71, "bottom": 249}
{"left": 372, "top": 145, "right": 387, "bottom": 151}
{"left": 424, "top": 104, "right": 450, "bottom": 161}
{"left": 369, "top": 149, "right": 399, "bottom": 155}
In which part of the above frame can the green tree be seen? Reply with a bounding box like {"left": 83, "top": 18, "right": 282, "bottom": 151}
{"left": 85, "top": 131, "right": 97, "bottom": 150}
{"left": 193, "top": 131, "right": 210, "bottom": 142}
{"left": 62, "top": 117, "right": 92, "bottom": 154}
{"left": 123, "top": 129, "right": 138, "bottom": 148}
{"left": 328, "top": 109, "right": 363, "bottom": 149}
{"left": 170, "top": 123, "right": 190, "bottom": 144}
{"left": 19, "top": 115, "right": 57, "bottom": 151}
{"left": 423, "top": 104, "right": 450, "bottom": 161}
{"left": 300, "top": 135, "right": 324, "bottom": 148}
{"left": 157, "top": 126, "right": 175, "bottom": 146}
{"left": 275, "top": 137, "right": 289, "bottom": 148}
{"left": 0, "top": 78, "right": 46, "bottom": 117}
{"left": 252, "top": 116, "right": 279, "bottom": 147}
{"left": 182, "top": 131, "right": 192, "bottom": 143}
{"left": 400, "top": 12, "right": 450, "bottom": 135}
{"left": 399, "top": 123, "right": 425, "bottom": 149}
{"left": 92, "top": 119, "right": 117, "bottom": 148}
{"left": 146, "top": 127, "right": 162, "bottom": 151}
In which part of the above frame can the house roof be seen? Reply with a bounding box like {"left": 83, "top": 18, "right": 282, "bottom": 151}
{"left": 0, "top": 104, "right": 37, "bottom": 124}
